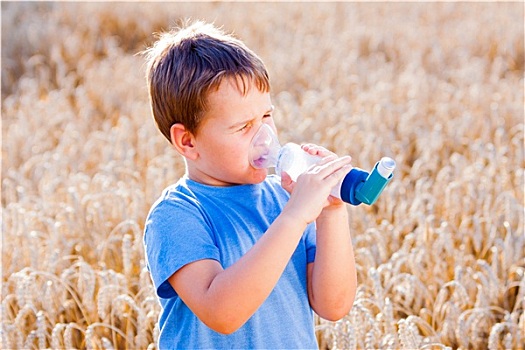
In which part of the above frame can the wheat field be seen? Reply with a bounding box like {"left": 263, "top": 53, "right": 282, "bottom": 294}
{"left": 1, "top": 2, "right": 524, "bottom": 349}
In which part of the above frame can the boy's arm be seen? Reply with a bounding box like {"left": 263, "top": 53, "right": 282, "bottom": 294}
{"left": 307, "top": 204, "right": 357, "bottom": 321}
{"left": 291, "top": 143, "right": 357, "bottom": 320}
{"left": 168, "top": 155, "right": 352, "bottom": 335}
{"left": 168, "top": 211, "right": 307, "bottom": 335}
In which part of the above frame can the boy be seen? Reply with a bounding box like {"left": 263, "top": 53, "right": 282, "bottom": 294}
{"left": 143, "top": 20, "right": 357, "bottom": 349}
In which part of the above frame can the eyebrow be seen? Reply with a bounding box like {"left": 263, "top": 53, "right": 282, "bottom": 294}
{"left": 228, "top": 105, "right": 274, "bottom": 130}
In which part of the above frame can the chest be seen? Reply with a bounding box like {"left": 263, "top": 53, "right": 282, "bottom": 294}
{"left": 204, "top": 198, "right": 280, "bottom": 267}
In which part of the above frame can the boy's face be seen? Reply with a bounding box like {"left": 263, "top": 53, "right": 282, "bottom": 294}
{"left": 188, "top": 77, "right": 275, "bottom": 186}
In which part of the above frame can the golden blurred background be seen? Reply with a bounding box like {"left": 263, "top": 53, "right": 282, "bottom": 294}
{"left": 2, "top": 2, "right": 523, "bottom": 349}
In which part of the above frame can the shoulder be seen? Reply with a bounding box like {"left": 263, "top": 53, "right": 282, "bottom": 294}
{"left": 148, "top": 177, "right": 201, "bottom": 213}
{"left": 144, "top": 178, "right": 210, "bottom": 235}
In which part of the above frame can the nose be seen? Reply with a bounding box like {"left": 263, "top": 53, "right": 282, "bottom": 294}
{"left": 261, "top": 116, "right": 277, "bottom": 135}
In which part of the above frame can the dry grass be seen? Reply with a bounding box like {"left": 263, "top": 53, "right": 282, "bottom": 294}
{"left": 2, "top": 2, "right": 523, "bottom": 349}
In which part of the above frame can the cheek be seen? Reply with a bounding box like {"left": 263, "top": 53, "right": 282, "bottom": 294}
{"left": 233, "top": 142, "right": 251, "bottom": 166}
{"left": 213, "top": 138, "right": 249, "bottom": 166}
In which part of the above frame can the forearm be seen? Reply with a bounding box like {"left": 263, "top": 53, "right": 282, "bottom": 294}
{"left": 309, "top": 205, "right": 357, "bottom": 320}
{"left": 211, "top": 212, "right": 306, "bottom": 323}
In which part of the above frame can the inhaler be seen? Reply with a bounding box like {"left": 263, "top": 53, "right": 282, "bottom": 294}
{"left": 249, "top": 124, "right": 395, "bottom": 206}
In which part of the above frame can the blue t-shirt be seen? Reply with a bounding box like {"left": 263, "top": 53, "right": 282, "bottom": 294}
{"left": 144, "top": 175, "right": 318, "bottom": 349}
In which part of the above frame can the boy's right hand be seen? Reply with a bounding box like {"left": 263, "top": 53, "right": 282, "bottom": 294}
{"left": 281, "top": 155, "right": 352, "bottom": 225}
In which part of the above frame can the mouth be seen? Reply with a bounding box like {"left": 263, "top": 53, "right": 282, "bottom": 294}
{"left": 252, "top": 154, "right": 268, "bottom": 169}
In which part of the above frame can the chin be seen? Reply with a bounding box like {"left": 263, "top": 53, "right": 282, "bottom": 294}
{"left": 249, "top": 169, "right": 268, "bottom": 184}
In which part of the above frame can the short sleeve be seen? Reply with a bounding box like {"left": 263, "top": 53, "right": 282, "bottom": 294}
{"left": 144, "top": 196, "right": 220, "bottom": 299}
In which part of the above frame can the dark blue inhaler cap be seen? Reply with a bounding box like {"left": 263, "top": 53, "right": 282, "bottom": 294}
{"left": 340, "top": 168, "right": 369, "bottom": 205}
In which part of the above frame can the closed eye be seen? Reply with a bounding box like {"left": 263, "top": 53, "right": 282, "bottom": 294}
{"left": 233, "top": 106, "right": 274, "bottom": 133}
{"left": 238, "top": 114, "right": 272, "bottom": 132}
{"left": 238, "top": 123, "right": 252, "bottom": 132}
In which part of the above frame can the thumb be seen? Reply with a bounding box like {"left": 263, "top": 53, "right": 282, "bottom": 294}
{"left": 280, "top": 171, "right": 295, "bottom": 194}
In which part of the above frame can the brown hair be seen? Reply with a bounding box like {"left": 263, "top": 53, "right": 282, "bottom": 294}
{"left": 144, "top": 20, "right": 270, "bottom": 142}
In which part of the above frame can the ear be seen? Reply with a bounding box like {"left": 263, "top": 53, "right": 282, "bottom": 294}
{"left": 170, "top": 123, "right": 199, "bottom": 160}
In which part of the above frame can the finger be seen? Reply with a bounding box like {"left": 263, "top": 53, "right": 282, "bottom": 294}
{"left": 301, "top": 144, "right": 336, "bottom": 158}
{"left": 314, "top": 156, "right": 352, "bottom": 179}
{"left": 308, "top": 154, "right": 338, "bottom": 169}
{"left": 301, "top": 144, "right": 330, "bottom": 157}
{"left": 280, "top": 171, "right": 295, "bottom": 193}
{"left": 328, "top": 163, "right": 353, "bottom": 181}
{"left": 320, "top": 164, "right": 353, "bottom": 190}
